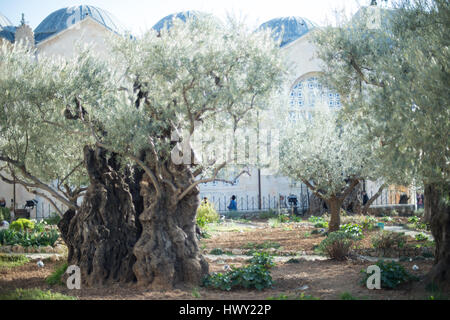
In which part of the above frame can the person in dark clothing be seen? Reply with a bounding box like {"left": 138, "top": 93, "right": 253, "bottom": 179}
{"left": 228, "top": 195, "right": 237, "bottom": 211}
{"left": 362, "top": 191, "right": 369, "bottom": 206}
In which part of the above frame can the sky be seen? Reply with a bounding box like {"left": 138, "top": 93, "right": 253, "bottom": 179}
{"left": 0, "top": 0, "right": 369, "bottom": 35}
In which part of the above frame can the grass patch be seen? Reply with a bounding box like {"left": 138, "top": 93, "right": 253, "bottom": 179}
{"left": 46, "top": 263, "right": 68, "bottom": 286}
{"left": 0, "top": 288, "right": 76, "bottom": 300}
{"left": 267, "top": 293, "right": 319, "bottom": 300}
{"left": 0, "top": 254, "right": 30, "bottom": 269}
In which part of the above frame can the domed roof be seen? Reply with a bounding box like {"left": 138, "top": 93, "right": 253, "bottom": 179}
{"left": 152, "top": 11, "right": 204, "bottom": 31}
{"left": 0, "top": 12, "right": 12, "bottom": 28}
{"left": 259, "top": 16, "right": 317, "bottom": 47}
{"left": 34, "top": 5, "right": 125, "bottom": 43}
{"left": 0, "top": 12, "right": 15, "bottom": 42}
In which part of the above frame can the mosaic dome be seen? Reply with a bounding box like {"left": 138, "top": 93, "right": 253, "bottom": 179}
{"left": 34, "top": 5, "right": 124, "bottom": 43}
{"left": 259, "top": 16, "right": 317, "bottom": 47}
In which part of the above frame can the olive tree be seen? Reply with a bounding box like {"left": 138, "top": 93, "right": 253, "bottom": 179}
{"left": 313, "top": 0, "right": 450, "bottom": 285}
{"left": 48, "top": 16, "right": 286, "bottom": 288}
{"left": 279, "top": 110, "right": 383, "bottom": 231}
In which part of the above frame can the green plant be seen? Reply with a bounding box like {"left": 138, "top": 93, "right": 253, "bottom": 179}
{"left": 309, "top": 215, "right": 329, "bottom": 228}
{"left": 33, "top": 222, "right": 46, "bottom": 233}
{"left": 360, "top": 260, "right": 418, "bottom": 289}
{"left": 308, "top": 215, "right": 323, "bottom": 223}
{"left": 210, "top": 248, "right": 224, "bottom": 255}
{"left": 202, "top": 251, "right": 274, "bottom": 291}
{"left": 361, "top": 216, "right": 377, "bottom": 230}
{"left": 0, "top": 228, "right": 59, "bottom": 247}
{"left": 314, "top": 221, "right": 329, "bottom": 228}
{"left": 46, "top": 263, "right": 68, "bottom": 286}
{"left": 44, "top": 214, "right": 61, "bottom": 225}
{"left": 414, "top": 208, "right": 425, "bottom": 217}
{"left": 196, "top": 201, "right": 219, "bottom": 228}
{"left": 0, "top": 254, "right": 30, "bottom": 269}
{"left": 0, "top": 207, "right": 11, "bottom": 222}
{"left": 340, "top": 292, "right": 357, "bottom": 300}
{"left": 408, "top": 216, "right": 419, "bottom": 224}
{"left": 191, "top": 287, "right": 202, "bottom": 299}
{"left": 247, "top": 252, "right": 275, "bottom": 269}
{"left": 0, "top": 289, "right": 76, "bottom": 300}
{"left": 10, "top": 219, "right": 35, "bottom": 232}
{"left": 372, "top": 231, "right": 407, "bottom": 251}
{"left": 202, "top": 263, "right": 273, "bottom": 291}
{"left": 415, "top": 223, "right": 429, "bottom": 231}
{"left": 268, "top": 218, "right": 280, "bottom": 228}
{"left": 340, "top": 223, "right": 363, "bottom": 239}
{"left": 318, "top": 231, "right": 354, "bottom": 260}
{"left": 415, "top": 233, "right": 428, "bottom": 242}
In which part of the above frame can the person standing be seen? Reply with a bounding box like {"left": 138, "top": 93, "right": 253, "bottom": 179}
{"left": 227, "top": 195, "right": 237, "bottom": 211}
{"left": 0, "top": 197, "right": 6, "bottom": 208}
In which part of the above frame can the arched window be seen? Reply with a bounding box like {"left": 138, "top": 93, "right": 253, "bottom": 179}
{"left": 289, "top": 76, "right": 341, "bottom": 116}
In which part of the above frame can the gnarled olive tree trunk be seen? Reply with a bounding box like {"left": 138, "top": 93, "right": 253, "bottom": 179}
{"left": 59, "top": 146, "right": 140, "bottom": 286}
{"left": 133, "top": 160, "right": 208, "bottom": 289}
{"left": 424, "top": 183, "right": 450, "bottom": 288}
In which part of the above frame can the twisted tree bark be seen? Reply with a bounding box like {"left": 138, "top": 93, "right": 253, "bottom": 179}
{"left": 59, "top": 146, "right": 140, "bottom": 286}
{"left": 133, "top": 161, "right": 208, "bottom": 289}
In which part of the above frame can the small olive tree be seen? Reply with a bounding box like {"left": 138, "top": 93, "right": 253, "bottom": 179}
{"left": 279, "top": 110, "right": 383, "bottom": 231}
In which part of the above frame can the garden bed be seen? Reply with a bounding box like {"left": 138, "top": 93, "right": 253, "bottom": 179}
{"left": 0, "top": 214, "right": 444, "bottom": 300}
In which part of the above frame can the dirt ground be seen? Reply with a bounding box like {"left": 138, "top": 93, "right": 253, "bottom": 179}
{"left": 0, "top": 219, "right": 443, "bottom": 300}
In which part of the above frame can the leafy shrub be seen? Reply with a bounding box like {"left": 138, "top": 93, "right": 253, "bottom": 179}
{"left": 210, "top": 248, "right": 224, "bottom": 255}
{"left": 202, "top": 264, "right": 272, "bottom": 291}
{"left": 414, "top": 208, "right": 425, "bottom": 217}
{"left": 408, "top": 216, "right": 419, "bottom": 224}
{"left": 308, "top": 216, "right": 323, "bottom": 223}
{"left": 268, "top": 218, "right": 280, "bottom": 228}
{"left": 0, "top": 207, "right": 11, "bottom": 222}
{"left": 318, "top": 231, "right": 354, "bottom": 260}
{"left": 361, "top": 216, "right": 378, "bottom": 230}
{"left": 340, "top": 223, "right": 363, "bottom": 239}
{"left": 44, "top": 214, "right": 61, "bottom": 225}
{"left": 415, "top": 233, "right": 428, "bottom": 242}
{"left": 247, "top": 252, "right": 275, "bottom": 269}
{"left": 202, "top": 251, "right": 274, "bottom": 291}
{"left": 314, "top": 221, "right": 329, "bottom": 228}
{"left": 46, "top": 263, "right": 68, "bottom": 286}
{"left": 0, "top": 229, "right": 59, "bottom": 247}
{"left": 372, "top": 231, "right": 407, "bottom": 251}
{"left": 10, "top": 219, "right": 35, "bottom": 232}
{"left": 33, "top": 222, "right": 46, "bottom": 233}
{"left": 380, "top": 216, "right": 393, "bottom": 222}
{"left": 360, "top": 260, "right": 418, "bottom": 289}
{"left": 196, "top": 202, "right": 219, "bottom": 228}
{"left": 309, "top": 216, "right": 328, "bottom": 228}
